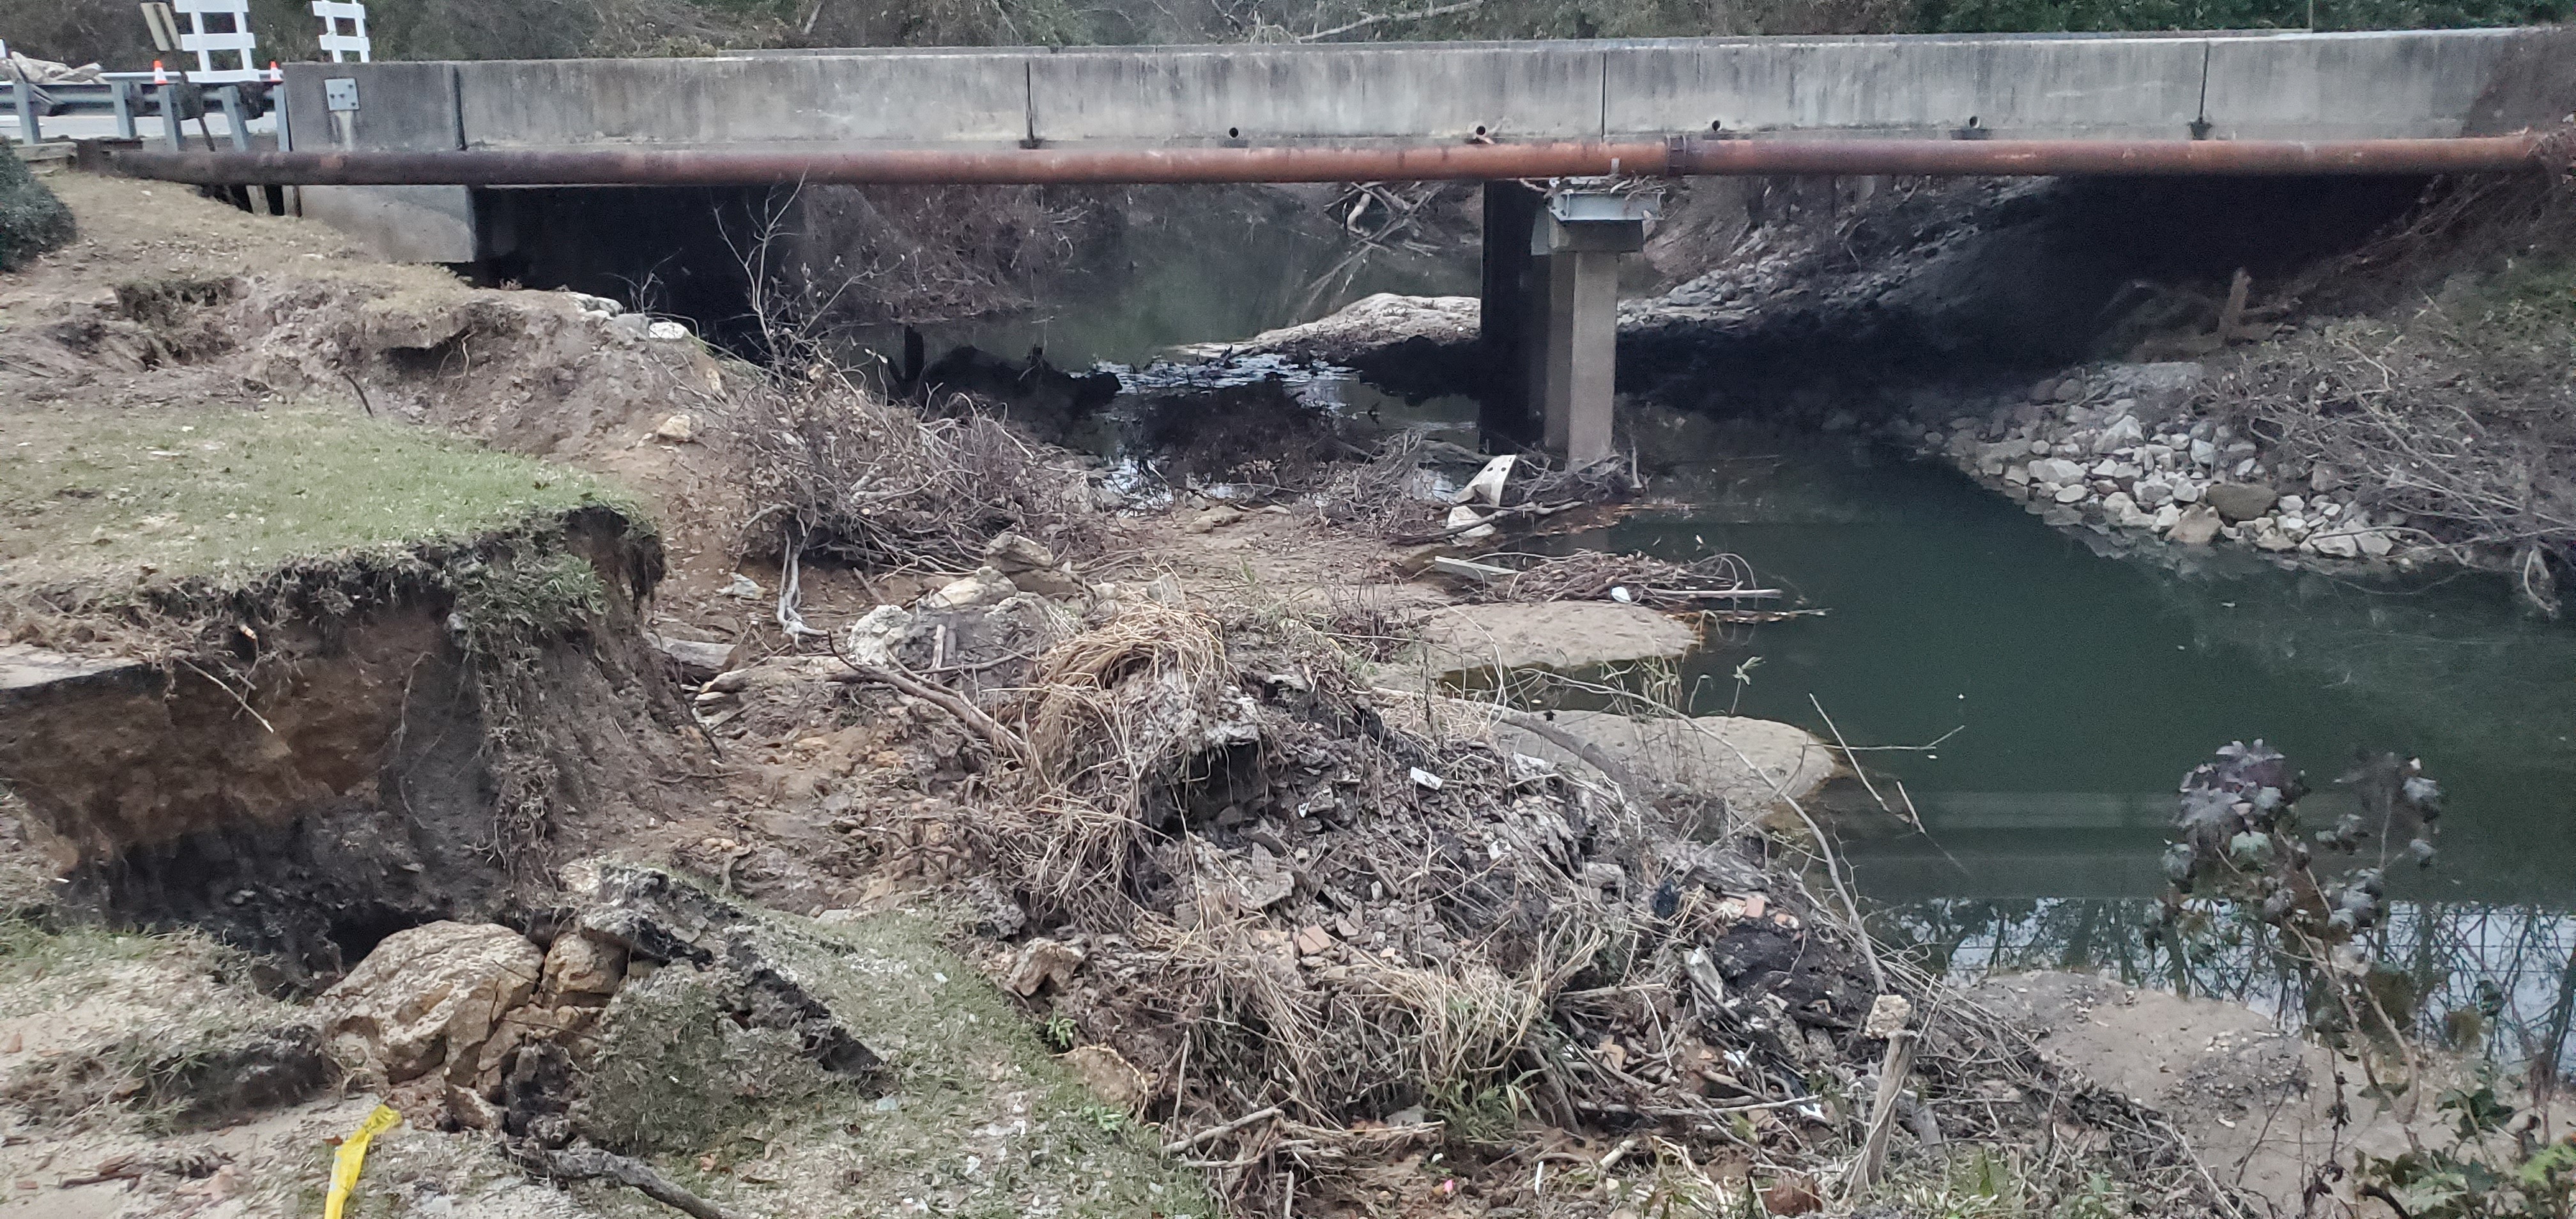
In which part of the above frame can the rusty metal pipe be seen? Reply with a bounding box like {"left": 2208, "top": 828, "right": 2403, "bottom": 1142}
{"left": 108, "top": 135, "right": 2548, "bottom": 187}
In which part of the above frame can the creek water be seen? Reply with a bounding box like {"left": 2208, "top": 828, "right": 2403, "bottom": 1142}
{"left": 922, "top": 214, "right": 2576, "bottom": 1051}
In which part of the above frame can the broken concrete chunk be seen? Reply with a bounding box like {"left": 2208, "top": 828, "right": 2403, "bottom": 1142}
{"left": 647, "top": 634, "right": 733, "bottom": 682}
{"left": 323, "top": 922, "right": 544, "bottom": 1085}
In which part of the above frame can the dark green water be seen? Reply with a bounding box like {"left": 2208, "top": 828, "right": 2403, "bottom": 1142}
{"left": 1572, "top": 424, "right": 2576, "bottom": 1051}
{"left": 1575, "top": 425, "right": 2576, "bottom": 910}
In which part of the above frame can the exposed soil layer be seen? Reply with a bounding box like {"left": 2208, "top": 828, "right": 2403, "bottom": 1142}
{"left": 0, "top": 510, "right": 700, "bottom": 985}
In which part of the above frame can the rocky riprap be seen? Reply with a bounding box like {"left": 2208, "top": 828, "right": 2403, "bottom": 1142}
{"left": 1869, "top": 362, "right": 2414, "bottom": 564}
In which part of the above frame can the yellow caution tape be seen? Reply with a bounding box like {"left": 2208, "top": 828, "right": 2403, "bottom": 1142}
{"left": 323, "top": 1104, "right": 404, "bottom": 1219}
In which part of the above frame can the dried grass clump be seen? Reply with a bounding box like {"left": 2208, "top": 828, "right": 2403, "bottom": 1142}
{"left": 726, "top": 374, "right": 1105, "bottom": 571}
{"left": 999, "top": 601, "right": 1244, "bottom": 919}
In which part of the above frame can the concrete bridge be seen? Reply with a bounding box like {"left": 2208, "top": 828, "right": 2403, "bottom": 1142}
{"left": 119, "top": 27, "right": 2573, "bottom": 463}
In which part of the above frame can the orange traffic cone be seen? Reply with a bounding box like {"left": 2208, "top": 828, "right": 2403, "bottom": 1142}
{"left": 266, "top": 61, "right": 283, "bottom": 84}
{"left": 152, "top": 60, "right": 169, "bottom": 86}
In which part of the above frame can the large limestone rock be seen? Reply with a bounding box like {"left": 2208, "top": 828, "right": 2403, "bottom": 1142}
{"left": 1494, "top": 710, "right": 1841, "bottom": 816}
{"left": 2204, "top": 482, "right": 2279, "bottom": 523}
{"left": 323, "top": 922, "right": 544, "bottom": 1085}
{"left": 2168, "top": 504, "right": 2223, "bottom": 546}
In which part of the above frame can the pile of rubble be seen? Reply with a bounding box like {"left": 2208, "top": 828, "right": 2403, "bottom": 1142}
{"left": 1884, "top": 364, "right": 2416, "bottom": 562}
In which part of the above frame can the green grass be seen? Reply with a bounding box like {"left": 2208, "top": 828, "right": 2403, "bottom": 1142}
{"left": 0, "top": 403, "right": 631, "bottom": 594}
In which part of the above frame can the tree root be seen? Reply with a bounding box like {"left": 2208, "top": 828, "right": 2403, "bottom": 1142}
{"left": 509, "top": 1142, "right": 755, "bottom": 1219}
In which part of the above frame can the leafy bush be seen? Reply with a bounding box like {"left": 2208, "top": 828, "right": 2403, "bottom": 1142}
{"left": 0, "top": 153, "right": 75, "bottom": 273}
{"left": 2358, "top": 1074, "right": 2576, "bottom": 1219}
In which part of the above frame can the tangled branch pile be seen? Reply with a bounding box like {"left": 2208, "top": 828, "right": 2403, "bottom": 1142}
{"left": 2195, "top": 158, "right": 2576, "bottom": 589}
{"left": 724, "top": 374, "right": 1106, "bottom": 571}
{"left": 1315, "top": 431, "right": 1644, "bottom": 541}
{"left": 845, "top": 599, "right": 2237, "bottom": 1215}
{"left": 1469, "top": 550, "right": 1763, "bottom": 609}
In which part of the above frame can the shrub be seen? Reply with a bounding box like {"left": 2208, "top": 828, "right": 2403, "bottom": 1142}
{"left": 0, "top": 153, "right": 75, "bottom": 273}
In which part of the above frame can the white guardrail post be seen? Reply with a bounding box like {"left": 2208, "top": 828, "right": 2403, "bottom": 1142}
{"left": 173, "top": 0, "right": 261, "bottom": 84}
{"left": 314, "top": 2, "right": 372, "bottom": 65}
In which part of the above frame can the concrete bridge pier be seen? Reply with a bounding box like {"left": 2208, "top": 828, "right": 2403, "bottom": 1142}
{"left": 1480, "top": 185, "right": 1650, "bottom": 467}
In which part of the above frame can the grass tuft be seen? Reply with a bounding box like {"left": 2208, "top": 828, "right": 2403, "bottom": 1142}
{"left": 0, "top": 404, "right": 631, "bottom": 597}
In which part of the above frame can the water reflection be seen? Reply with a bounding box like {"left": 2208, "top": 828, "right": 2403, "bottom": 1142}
{"left": 1885, "top": 896, "right": 2576, "bottom": 1071}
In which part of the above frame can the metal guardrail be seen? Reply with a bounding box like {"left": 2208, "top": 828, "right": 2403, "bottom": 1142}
{"left": 1, "top": 74, "right": 273, "bottom": 150}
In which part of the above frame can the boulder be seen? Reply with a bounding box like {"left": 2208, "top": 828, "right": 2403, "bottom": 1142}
{"left": 2053, "top": 484, "right": 2090, "bottom": 505}
{"left": 2090, "top": 416, "right": 2145, "bottom": 454}
{"left": 2309, "top": 532, "right": 2361, "bottom": 559}
{"left": 2252, "top": 525, "right": 2299, "bottom": 553}
{"left": 2133, "top": 480, "right": 2174, "bottom": 508}
{"left": 325, "top": 923, "right": 544, "bottom": 1085}
{"left": 2170, "top": 480, "right": 2204, "bottom": 505}
{"left": 2104, "top": 493, "right": 2156, "bottom": 530}
{"left": 2204, "top": 482, "right": 2279, "bottom": 523}
{"left": 2028, "top": 458, "right": 2087, "bottom": 486}
{"left": 2357, "top": 530, "right": 2396, "bottom": 558}
{"left": 2168, "top": 505, "right": 2223, "bottom": 546}
{"left": 1005, "top": 940, "right": 1087, "bottom": 997}
{"left": 1064, "top": 1045, "right": 1150, "bottom": 1110}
